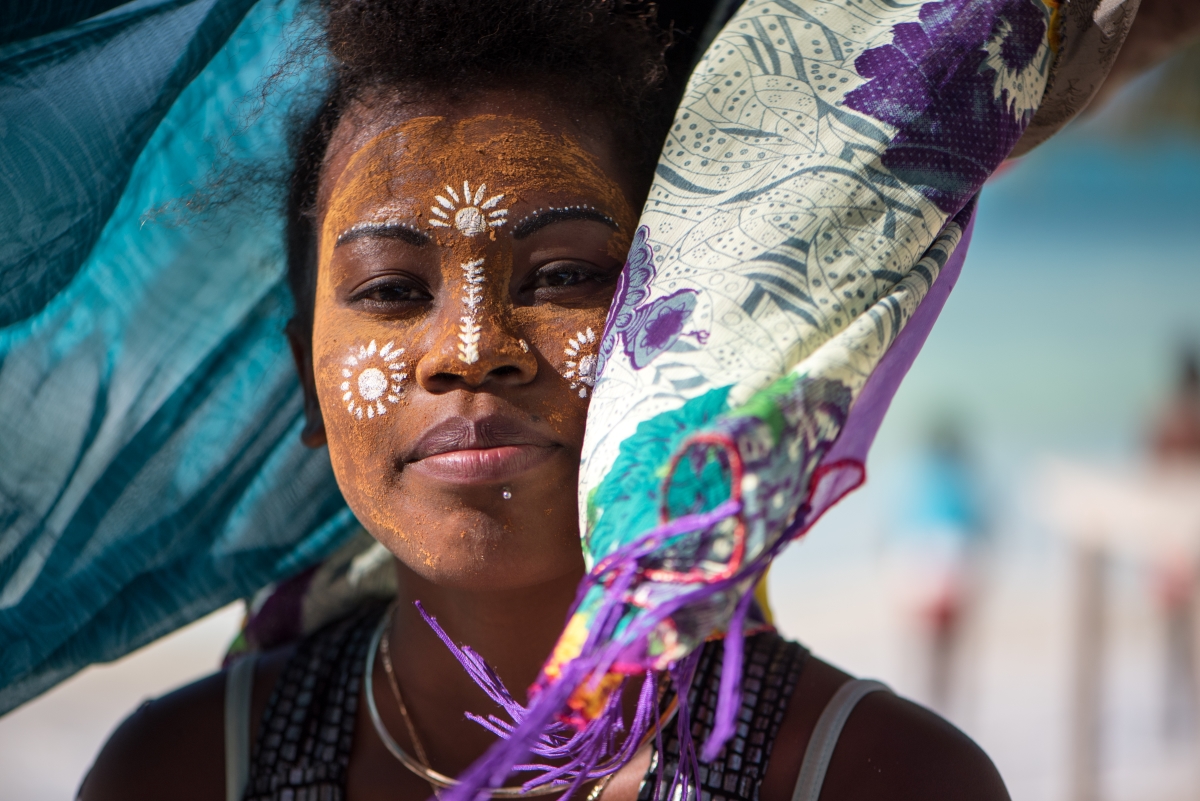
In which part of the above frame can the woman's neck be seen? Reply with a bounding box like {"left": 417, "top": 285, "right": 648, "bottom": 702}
{"left": 381, "top": 559, "right": 585, "bottom": 774}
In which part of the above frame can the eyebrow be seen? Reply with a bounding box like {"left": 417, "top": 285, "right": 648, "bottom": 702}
{"left": 336, "top": 222, "right": 430, "bottom": 248}
{"left": 511, "top": 205, "right": 619, "bottom": 240}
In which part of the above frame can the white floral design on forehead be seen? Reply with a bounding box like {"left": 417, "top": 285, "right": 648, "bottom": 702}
{"left": 342, "top": 340, "right": 407, "bottom": 419}
{"left": 429, "top": 181, "right": 508, "bottom": 236}
{"left": 563, "top": 327, "right": 597, "bottom": 398}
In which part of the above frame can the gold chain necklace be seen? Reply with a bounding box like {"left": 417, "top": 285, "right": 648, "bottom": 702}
{"left": 380, "top": 618, "right": 442, "bottom": 797}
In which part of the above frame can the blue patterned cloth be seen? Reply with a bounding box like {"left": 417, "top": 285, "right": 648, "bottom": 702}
{"left": 0, "top": 0, "right": 357, "bottom": 714}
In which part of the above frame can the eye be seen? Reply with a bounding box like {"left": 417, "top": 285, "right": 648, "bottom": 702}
{"left": 350, "top": 276, "right": 432, "bottom": 310}
{"left": 531, "top": 262, "right": 597, "bottom": 288}
{"left": 522, "top": 260, "right": 617, "bottom": 301}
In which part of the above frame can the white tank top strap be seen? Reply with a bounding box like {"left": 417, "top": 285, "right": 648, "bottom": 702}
{"left": 790, "top": 678, "right": 890, "bottom": 801}
{"left": 224, "top": 653, "right": 258, "bottom": 801}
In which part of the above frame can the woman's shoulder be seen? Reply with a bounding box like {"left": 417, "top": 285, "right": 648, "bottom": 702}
{"left": 78, "top": 646, "right": 292, "bottom": 801}
{"left": 761, "top": 652, "right": 1009, "bottom": 801}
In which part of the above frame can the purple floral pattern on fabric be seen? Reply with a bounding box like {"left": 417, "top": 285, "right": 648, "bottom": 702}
{"left": 629, "top": 291, "right": 698, "bottom": 369}
{"left": 844, "top": 0, "right": 1047, "bottom": 213}
{"left": 598, "top": 225, "right": 706, "bottom": 374}
{"left": 437, "top": 0, "right": 1059, "bottom": 796}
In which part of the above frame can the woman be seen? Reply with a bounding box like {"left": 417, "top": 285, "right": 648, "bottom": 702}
{"left": 78, "top": 1, "right": 1009, "bottom": 799}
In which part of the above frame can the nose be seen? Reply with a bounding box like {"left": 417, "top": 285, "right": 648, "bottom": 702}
{"left": 416, "top": 297, "right": 537, "bottom": 392}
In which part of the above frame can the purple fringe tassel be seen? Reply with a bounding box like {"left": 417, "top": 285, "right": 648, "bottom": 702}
{"left": 423, "top": 493, "right": 822, "bottom": 801}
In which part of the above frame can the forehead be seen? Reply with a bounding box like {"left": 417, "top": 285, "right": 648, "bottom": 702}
{"left": 321, "top": 111, "right": 623, "bottom": 239}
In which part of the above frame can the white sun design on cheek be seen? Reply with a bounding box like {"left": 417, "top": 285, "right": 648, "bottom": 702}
{"left": 428, "top": 181, "right": 508, "bottom": 236}
{"left": 341, "top": 340, "right": 407, "bottom": 420}
{"left": 562, "top": 328, "right": 598, "bottom": 398}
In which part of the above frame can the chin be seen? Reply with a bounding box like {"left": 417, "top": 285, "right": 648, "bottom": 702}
{"left": 370, "top": 504, "right": 584, "bottom": 591}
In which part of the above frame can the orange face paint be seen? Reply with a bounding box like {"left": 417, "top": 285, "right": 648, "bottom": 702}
{"left": 309, "top": 110, "right": 638, "bottom": 577}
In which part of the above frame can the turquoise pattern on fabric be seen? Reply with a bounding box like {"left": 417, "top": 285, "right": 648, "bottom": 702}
{"left": 0, "top": 0, "right": 260, "bottom": 326}
{"left": 0, "top": 0, "right": 356, "bottom": 714}
{"left": 585, "top": 386, "right": 732, "bottom": 563}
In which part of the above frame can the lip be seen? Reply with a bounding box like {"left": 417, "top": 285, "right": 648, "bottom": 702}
{"left": 406, "top": 414, "right": 559, "bottom": 484}
{"left": 411, "top": 444, "right": 556, "bottom": 483}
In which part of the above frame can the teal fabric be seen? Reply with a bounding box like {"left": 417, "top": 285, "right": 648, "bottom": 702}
{"left": 0, "top": 0, "right": 737, "bottom": 718}
{"left": 1, "top": 0, "right": 259, "bottom": 325}
{"left": 0, "top": 0, "right": 356, "bottom": 714}
{"left": 1, "top": 1, "right": 128, "bottom": 44}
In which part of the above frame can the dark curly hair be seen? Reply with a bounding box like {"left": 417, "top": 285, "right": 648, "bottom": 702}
{"left": 286, "top": 0, "right": 725, "bottom": 334}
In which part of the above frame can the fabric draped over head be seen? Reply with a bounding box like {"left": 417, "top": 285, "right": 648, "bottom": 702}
{"left": 0, "top": 0, "right": 353, "bottom": 712}
{"left": 0, "top": 1, "right": 1135, "bottom": 790}
{"left": 435, "top": 3, "right": 1143, "bottom": 796}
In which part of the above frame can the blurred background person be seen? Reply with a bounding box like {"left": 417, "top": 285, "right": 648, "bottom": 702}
{"left": 889, "top": 417, "right": 990, "bottom": 714}
{"left": 1151, "top": 348, "right": 1200, "bottom": 462}
{"left": 1147, "top": 347, "right": 1200, "bottom": 739}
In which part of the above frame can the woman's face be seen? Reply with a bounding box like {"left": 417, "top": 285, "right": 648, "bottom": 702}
{"left": 305, "top": 93, "right": 639, "bottom": 590}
